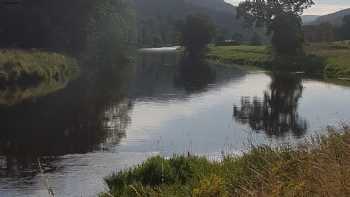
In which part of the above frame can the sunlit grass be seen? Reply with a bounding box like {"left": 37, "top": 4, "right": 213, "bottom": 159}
{"left": 208, "top": 41, "right": 350, "bottom": 78}
{"left": 207, "top": 45, "right": 271, "bottom": 67}
{"left": 102, "top": 127, "right": 350, "bottom": 197}
{"left": 0, "top": 49, "right": 79, "bottom": 85}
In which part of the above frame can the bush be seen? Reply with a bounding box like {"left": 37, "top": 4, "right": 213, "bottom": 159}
{"left": 104, "top": 155, "right": 202, "bottom": 196}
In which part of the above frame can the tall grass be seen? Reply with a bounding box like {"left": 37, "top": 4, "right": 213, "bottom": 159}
{"left": 0, "top": 49, "right": 79, "bottom": 85}
{"left": 101, "top": 127, "right": 350, "bottom": 197}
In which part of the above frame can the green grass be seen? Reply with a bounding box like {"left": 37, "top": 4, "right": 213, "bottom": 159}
{"left": 102, "top": 127, "right": 350, "bottom": 197}
{"left": 0, "top": 49, "right": 79, "bottom": 85}
{"left": 208, "top": 41, "right": 350, "bottom": 78}
{"left": 305, "top": 41, "right": 350, "bottom": 78}
{"left": 207, "top": 45, "right": 271, "bottom": 67}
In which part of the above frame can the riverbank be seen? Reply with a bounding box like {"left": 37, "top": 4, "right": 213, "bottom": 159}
{"left": 102, "top": 127, "right": 350, "bottom": 196}
{"left": 307, "top": 41, "right": 350, "bottom": 78}
{"left": 0, "top": 49, "right": 79, "bottom": 86}
{"left": 207, "top": 41, "right": 350, "bottom": 78}
{"left": 207, "top": 45, "right": 271, "bottom": 67}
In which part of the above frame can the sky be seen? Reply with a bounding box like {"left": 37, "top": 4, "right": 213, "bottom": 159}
{"left": 224, "top": 0, "right": 350, "bottom": 15}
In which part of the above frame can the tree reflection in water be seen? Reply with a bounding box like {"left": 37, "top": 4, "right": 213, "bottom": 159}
{"left": 233, "top": 72, "right": 307, "bottom": 138}
{"left": 174, "top": 57, "right": 216, "bottom": 93}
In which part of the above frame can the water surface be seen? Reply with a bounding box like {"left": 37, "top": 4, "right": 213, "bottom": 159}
{"left": 0, "top": 50, "right": 350, "bottom": 196}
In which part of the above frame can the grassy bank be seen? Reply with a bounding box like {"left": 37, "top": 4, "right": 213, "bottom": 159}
{"left": 102, "top": 128, "right": 350, "bottom": 197}
{"left": 208, "top": 41, "right": 350, "bottom": 78}
{"left": 306, "top": 41, "right": 350, "bottom": 78}
{"left": 0, "top": 49, "right": 79, "bottom": 85}
{"left": 207, "top": 45, "right": 271, "bottom": 67}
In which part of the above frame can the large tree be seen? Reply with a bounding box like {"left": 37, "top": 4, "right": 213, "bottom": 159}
{"left": 237, "top": 0, "right": 314, "bottom": 55}
{"left": 177, "top": 14, "right": 215, "bottom": 58}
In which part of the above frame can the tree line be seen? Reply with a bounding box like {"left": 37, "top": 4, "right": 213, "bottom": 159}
{"left": 0, "top": 0, "right": 135, "bottom": 62}
{"left": 1, "top": 0, "right": 349, "bottom": 63}
{"left": 334, "top": 15, "right": 350, "bottom": 40}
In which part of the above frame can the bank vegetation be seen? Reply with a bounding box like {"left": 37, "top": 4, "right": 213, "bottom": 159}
{"left": 208, "top": 41, "right": 350, "bottom": 78}
{"left": 102, "top": 127, "right": 350, "bottom": 197}
{"left": 0, "top": 49, "right": 79, "bottom": 86}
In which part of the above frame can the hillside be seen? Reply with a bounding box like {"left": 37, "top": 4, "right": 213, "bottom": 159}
{"left": 309, "top": 8, "right": 350, "bottom": 26}
{"left": 132, "top": 0, "right": 253, "bottom": 47}
{"left": 301, "top": 15, "right": 319, "bottom": 24}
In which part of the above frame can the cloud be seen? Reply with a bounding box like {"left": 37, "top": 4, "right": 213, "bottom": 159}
{"left": 304, "top": 3, "right": 350, "bottom": 15}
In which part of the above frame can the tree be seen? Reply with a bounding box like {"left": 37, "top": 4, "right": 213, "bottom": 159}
{"left": 237, "top": 0, "right": 314, "bottom": 55}
{"left": 338, "top": 15, "right": 350, "bottom": 40}
{"left": 0, "top": 0, "right": 135, "bottom": 58}
{"left": 270, "top": 12, "right": 304, "bottom": 55}
{"left": 178, "top": 14, "right": 215, "bottom": 58}
{"left": 85, "top": 0, "right": 136, "bottom": 69}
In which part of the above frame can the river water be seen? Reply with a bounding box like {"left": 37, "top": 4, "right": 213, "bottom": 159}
{"left": 1, "top": 50, "right": 350, "bottom": 196}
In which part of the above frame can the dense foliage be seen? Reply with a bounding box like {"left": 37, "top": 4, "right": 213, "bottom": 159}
{"left": 178, "top": 15, "right": 215, "bottom": 57}
{"left": 270, "top": 12, "right": 304, "bottom": 55}
{"left": 0, "top": 0, "right": 135, "bottom": 58}
{"left": 237, "top": 0, "right": 314, "bottom": 55}
{"left": 132, "top": 0, "right": 253, "bottom": 47}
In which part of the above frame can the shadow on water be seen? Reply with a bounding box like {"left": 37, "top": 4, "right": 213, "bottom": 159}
{"left": 130, "top": 51, "right": 228, "bottom": 101}
{"left": 0, "top": 65, "right": 133, "bottom": 177}
{"left": 174, "top": 57, "right": 216, "bottom": 93}
{"left": 233, "top": 72, "right": 308, "bottom": 138}
{"left": 0, "top": 76, "right": 74, "bottom": 107}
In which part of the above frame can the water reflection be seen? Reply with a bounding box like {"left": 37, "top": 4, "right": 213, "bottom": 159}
{"left": 1, "top": 50, "right": 350, "bottom": 196}
{"left": 0, "top": 78, "right": 70, "bottom": 106}
{"left": 233, "top": 72, "right": 308, "bottom": 138}
{"left": 174, "top": 57, "right": 216, "bottom": 92}
{"left": 131, "top": 51, "right": 230, "bottom": 101}
{"left": 0, "top": 69, "right": 133, "bottom": 177}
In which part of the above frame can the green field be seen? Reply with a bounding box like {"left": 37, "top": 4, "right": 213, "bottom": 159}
{"left": 0, "top": 49, "right": 79, "bottom": 85}
{"left": 305, "top": 41, "right": 350, "bottom": 78}
{"left": 101, "top": 128, "right": 350, "bottom": 197}
{"left": 208, "top": 41, "right": 350, "bottom": 78}
{"left": 207, "top": 45, "right": 271, "bottom": 67}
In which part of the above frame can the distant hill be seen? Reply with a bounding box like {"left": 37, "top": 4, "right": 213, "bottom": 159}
{"left": 309, "top": 8, "right": 350, "bottom": 26}
{"left": 301, "top": 15, "right": 320, "bottom": 24}
{"left": 185, "top": 0, "right": 235, "bottom": 13}
{"left": 132, "top": 0, "right": 258, "bottom": 47}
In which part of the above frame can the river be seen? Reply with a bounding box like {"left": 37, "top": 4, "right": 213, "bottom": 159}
{"left": 0, "top": 49, "right": 350, "bottom": 196}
